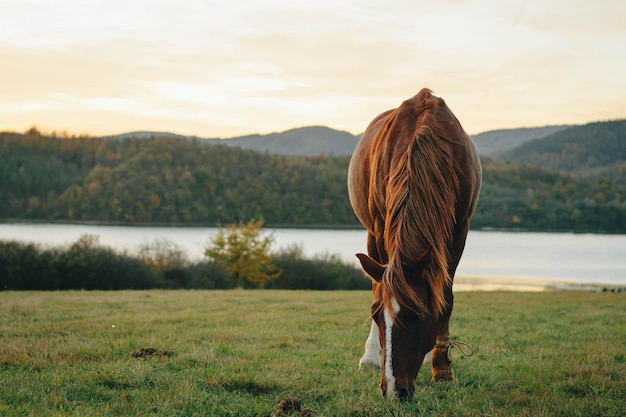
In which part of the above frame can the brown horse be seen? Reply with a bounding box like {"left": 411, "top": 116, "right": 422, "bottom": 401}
{"left": 348, "top": 88, "right": 481, "bottom": 400}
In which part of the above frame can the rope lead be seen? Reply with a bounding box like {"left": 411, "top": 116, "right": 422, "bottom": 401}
{"left": 436, "top": 341, "right": 474, "bottom": 362}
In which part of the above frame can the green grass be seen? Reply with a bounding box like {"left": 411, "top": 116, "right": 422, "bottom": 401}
{"left": 1, "top": 290, "right": 624, "bottom": 416}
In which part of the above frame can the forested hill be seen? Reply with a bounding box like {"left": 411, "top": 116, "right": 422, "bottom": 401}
{"left": 470, "top": 125, "right": 572, "bottom": 156}
{"left": 2, "top": 126, "right": 626, "bottom": 232}
{"left": 496, "top": 120, "right": 626, "bottom": 175}
{"left": 212, "top": 126, "right": 359, "bottom": 157}
{"left": 476, "top": 120, "right": 626, "bottom": 232}
{"left": 0, "top": 130, "right": 357, "bottom": 225}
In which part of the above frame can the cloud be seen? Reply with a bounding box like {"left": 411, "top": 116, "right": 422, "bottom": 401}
{"left": 1, "top": 0, "right": 624, "bottom": 136}
{"left": 518, "top": 0, "right": 626, "bottom": 35}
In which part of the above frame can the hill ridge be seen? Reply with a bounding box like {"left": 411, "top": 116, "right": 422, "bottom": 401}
{"left": 496, "top": 119, "right": 626, "bottom": 173}
{"left": 101, "top": 119, "right": 624, "bottom": 161}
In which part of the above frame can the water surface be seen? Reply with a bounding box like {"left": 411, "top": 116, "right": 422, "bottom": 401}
{"left": 1, "top": 223, "right": 625, "bottom": 286}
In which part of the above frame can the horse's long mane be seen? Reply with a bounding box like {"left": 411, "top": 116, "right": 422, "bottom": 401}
{"left": 382, "top": 90, "right": 460, "bottom": 317}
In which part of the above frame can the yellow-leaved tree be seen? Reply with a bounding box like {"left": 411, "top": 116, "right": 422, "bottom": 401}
{"left": 204, "top": 220, "right": 280, "bottom": 288}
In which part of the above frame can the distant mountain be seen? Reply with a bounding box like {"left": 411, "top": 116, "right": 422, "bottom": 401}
{"left": 470, "top": 125, "right": 572, "bottom": 157}
{"left": 105, "top": 121, "right": 624, "bottom": 165}
{"left": 104, "top": 126, "right": 360, "bottom": 157}
{"left": 103, "top": 131, "right": 204, "bottom": 141}
{"left": 207, "top": 126, "right": 360, "bottom": 157}
{"left": 496, "top": 120, "right": 626, "bottom": 174}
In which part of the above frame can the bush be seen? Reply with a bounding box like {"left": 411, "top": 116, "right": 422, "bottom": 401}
{"left": 138, "top": 238, "right": 187, "bottom": 288}
{"left": 0, "top": 241, "right": 49, "bottom": 290}
{"left": 53, "top": 235, "right": 156, "bottom": 290}
{"left": 270, "top": 244, "right": 370, "bottom": 290}
{"left": 185, "top": 262, "right": 234, "bottom": 289}
{"left": 0, "top": 237, "right": 155, "bottom": 290}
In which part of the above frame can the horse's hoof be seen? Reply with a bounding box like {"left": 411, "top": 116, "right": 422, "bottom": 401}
{"left": 359, "top": 357, "right": 381, "bottom": 370}
{"left": 430, "top": 370, "right": 457, "bottom": 383}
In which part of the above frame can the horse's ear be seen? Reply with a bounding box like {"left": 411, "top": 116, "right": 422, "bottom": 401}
{"left": 356, "top": 253, "right": 386, "bottom": 282}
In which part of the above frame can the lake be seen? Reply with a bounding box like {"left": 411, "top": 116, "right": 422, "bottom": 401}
{"left": 1, "top": 223, "right": 625, "bottom": 289}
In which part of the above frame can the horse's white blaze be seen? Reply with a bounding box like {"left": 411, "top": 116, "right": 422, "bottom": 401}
{"left": 384, "top": 297, "right": 401, "bottom": 398}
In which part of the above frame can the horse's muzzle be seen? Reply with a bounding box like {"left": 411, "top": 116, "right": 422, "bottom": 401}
{"left": 395, "top": 387, "right": 412, "bottom": 401}
{"left": 381, "top": 385, "right": 414, "bottom": 401}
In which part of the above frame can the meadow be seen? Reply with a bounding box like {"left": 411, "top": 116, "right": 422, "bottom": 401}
{"left": 1, "top": 290, "right": 624, "bottom": 416}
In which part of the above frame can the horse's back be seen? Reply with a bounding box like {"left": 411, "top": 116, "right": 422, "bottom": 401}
{"left": 348, "top": 88, "right": 481, "bottom": 241}
{"left": 347, "top": 109, "right": 393, "bottom": 232}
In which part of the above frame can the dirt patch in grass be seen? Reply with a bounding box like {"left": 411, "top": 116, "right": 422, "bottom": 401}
{"left": 220, "top": 379, "right": 278, "bottom": 396}
{"left": 270, "top": 396, "right": 315, "bottom": 417}
{"left": 131, "top": 347, "right": 176, "bottom": 359}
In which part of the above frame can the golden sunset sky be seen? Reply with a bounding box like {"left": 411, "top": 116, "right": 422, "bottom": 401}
{"left": 1, "top": 0, "right": 625, "bottom": 138}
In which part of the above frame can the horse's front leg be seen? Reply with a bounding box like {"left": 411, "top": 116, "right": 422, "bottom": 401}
{"left": 431, "top": 287, "right": 456, "bottom": 382}
{"left": 359, "top": 232, "right": 384, "bottom": 370}
{"left": 431, "top": 323, "right": 456, "bottom": 382}
{"left": 359, "top": 320, "right": 381, "bottom": 369}
{"left": 431, "top": 222, "right": 470, "bottom": 383}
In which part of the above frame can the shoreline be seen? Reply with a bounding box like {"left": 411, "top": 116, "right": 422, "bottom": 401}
{"left": 454, "top": 276, "right": 625, "bottom": 293}
{"left": 2, "top": 219, "right": 626, "bottom": 235}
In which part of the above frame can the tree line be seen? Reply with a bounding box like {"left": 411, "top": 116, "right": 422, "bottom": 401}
{"left": 0, "top": 129, "right": 356, "bottom": 226}
{"left": 473, "top": 159, "right": 626, "bottom": 232}
{"left": 1, "top": 128, "right": 625, "bottom": 232}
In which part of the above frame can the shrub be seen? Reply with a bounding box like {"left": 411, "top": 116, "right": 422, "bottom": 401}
{"left": 0, "top": 241, "right": 47, "bottom": 290}
{"left": 138, "top": 238, "right": 188, "bottom": 288}
{"left": 186, "top": 262, "right": 234, "bottom": 289}
{"left": 271, "top": 244, "right": 370, "bottom": 290}
{"left": 54, "top": 235, "right": 155, "bottom": 290}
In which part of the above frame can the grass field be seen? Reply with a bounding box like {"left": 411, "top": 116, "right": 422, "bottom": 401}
{"left": 1, "top": 290, "right": 624, "bottom": 416}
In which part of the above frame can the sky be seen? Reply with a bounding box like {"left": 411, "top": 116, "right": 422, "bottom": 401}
{"left": 1, "top": 0, "right": 625, "bottom": 138}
